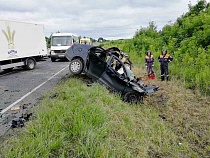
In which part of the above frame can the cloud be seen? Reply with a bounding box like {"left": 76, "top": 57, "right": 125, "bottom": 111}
{"left": 0, "top": 0, "right": 199, "bottom": 39}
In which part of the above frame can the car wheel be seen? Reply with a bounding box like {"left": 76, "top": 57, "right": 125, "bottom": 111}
{"left": 69, "top": 59, "right": 83, "bottom": 75}
{"left": 123, "top": 92, "right": 142, "bottom": 104}
{"left": 51, "top": 57, "right": 56, "bottom": 62}
{"left": 25, "top": 58, "right": 36, "bottom": 70}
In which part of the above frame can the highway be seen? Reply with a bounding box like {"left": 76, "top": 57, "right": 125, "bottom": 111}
{"left": 0, "top": 58, "right": 70, "bottom": 136}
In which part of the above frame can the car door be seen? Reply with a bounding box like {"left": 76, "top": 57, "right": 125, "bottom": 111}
{"left": 99, "top": 56, "right": 127, "bottom": 93}
{"left": 86, "top": 47, "right": 107, "bottom": 80}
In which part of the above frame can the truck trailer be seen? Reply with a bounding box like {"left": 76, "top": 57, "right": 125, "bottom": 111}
{"left": 0, "top": 19, "right": 47, "bottom": 71}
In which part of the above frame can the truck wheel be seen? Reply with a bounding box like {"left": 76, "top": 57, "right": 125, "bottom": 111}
{"left": 69, "top": 59, "right": 83, "bottom": 75}
{"left": 51, "top": 58, "right": 56, "bottom": 62}
{"left": 25, "top": 58, "right": 36, "bottom": 70}
{"left": 123, "top": 92, "right": 142, "bottom": 104}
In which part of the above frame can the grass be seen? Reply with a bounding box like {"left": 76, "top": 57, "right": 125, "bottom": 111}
{"left": 133, "top": 67, "right": 210, "bottom": 157}
{"left": 0, "top": 71, "right": 210, "bottom": 157}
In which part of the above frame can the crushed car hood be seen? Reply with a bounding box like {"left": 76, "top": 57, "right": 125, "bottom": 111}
{"left": 130, "top": 80, "right": 159, "bottom": 94}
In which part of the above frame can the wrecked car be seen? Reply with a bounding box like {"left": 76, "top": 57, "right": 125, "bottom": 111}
{"left": 65, "top": 44, "right": 159, "bottom": 103}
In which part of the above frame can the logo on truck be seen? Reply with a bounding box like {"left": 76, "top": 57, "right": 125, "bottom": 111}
{"left": 2, "top": 24, "right": 17, "bottom": 56}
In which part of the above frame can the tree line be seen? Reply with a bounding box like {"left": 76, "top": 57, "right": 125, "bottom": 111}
{"left": 104, "top": 0, "right": 210, "bottom": 95}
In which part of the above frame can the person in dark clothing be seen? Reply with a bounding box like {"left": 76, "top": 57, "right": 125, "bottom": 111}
{"left": 145, "top": 50, "right": 154, "bottom": 76}
{"left": 158, "top": 49, "right": 173, "bottom": 81}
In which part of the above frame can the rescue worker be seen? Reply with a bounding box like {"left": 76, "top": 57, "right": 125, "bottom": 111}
{"left": 158, "top": 49, "right": 173, "bottom": 81}
{"left": 145, "top": 50, "right": 154, "bottom": 76}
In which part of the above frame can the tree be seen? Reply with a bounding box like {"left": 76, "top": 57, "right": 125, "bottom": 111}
{"left": 98, "top": 37, "right": 105, "bottom": 42}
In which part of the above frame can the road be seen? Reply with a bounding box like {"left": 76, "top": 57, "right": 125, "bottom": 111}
{"left": 0, "top": 58, "right": 70, "bottom": 136}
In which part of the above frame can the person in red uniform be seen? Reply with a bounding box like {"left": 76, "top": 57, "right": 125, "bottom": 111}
{"left": 145, "top": 50, "right": 154, "bottom": 77}
{"left": 158, "top": 49, "right": 173, "bottom": 81}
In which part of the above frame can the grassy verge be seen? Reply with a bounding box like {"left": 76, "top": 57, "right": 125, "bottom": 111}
{"left": 133, "top": 67, "right": 210, "bottom": 157}
{"left": 0, "top": 73, "right": 209, "bottom": 157}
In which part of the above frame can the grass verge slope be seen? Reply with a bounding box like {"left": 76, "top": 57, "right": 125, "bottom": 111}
{"left": 0, "top": 75, "right": 196, "bottom": 157}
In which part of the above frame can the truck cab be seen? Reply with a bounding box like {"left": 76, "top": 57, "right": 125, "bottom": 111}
{"left": 50, "top": 33, "right": 78, "bottom": 62}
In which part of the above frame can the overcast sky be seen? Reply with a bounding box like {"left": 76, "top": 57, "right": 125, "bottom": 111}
{"left": 0, "top": 0, "right": 204, "bottom": 39}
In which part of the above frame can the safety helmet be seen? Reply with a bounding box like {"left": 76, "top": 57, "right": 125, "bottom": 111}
{"left": 146, "top": 50, "right": 152, "bottom": 55}
{"left": 162, "top": 49, "right": 167, "bottom": 54}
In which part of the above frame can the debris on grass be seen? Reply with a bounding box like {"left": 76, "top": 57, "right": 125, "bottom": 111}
{"left": 49, "top": 93, "right": 59, "bottom": 99}
{"left": 87, "top": 83, "right": 92, "bottom": 87}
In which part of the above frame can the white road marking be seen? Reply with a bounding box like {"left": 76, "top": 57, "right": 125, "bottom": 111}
{"left": 0, "top": 65, "right": 68, "bottom": 115}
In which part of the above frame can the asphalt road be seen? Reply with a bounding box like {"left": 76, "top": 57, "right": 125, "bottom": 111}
{"left": 0, "top": 58, "right": 70, "bottom": 136}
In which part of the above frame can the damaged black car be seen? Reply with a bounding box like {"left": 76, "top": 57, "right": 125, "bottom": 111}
{"left": 65, "top": 44, "right": 159, "bottom": 103}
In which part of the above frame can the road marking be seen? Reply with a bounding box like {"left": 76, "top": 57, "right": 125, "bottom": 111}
{"left": 0, "top": 65, "right": 69, "bottom": 115}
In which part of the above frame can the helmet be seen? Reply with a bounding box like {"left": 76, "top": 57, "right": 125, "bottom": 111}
{"left": 146, "top": 50, "right": 152, "bottom": 55}
{"left": 162, "top": 49, "right": 167, "bottom": 54}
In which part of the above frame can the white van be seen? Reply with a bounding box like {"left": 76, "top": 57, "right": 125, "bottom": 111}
{"left": 0, "top": 19, "right": 47, "bottom": 71}
{"left": 50, "top": 33, "right": 78, "bottom": 62}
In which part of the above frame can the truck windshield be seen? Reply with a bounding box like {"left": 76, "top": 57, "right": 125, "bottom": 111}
{"left": 52, "top": 36, "right": 73, "bottom": 46}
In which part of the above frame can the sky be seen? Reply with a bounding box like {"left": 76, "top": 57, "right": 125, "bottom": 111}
{"left": 0, "top": 0, "right": 204, "bottom": 40}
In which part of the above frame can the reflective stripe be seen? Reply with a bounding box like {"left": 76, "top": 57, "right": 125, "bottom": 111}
{"left": 159, "top": 54, "right": 170, "bottom": 58}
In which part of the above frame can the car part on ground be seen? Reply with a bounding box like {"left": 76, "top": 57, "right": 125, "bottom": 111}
{"left": 11, "top": 118, "right": 24, "bottom": 128}
{"left": 65, "top": 44, "right": 159, "bottom": 103}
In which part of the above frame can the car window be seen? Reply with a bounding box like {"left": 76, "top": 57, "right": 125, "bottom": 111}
{"left": 90, "top": 47, "right": 107, "bottom": 61}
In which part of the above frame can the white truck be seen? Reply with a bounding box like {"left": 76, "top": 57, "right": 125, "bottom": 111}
{"left": 50, "top": 33, "right": 78, "bottom": 62}
{"left": 0, "top": 19, "right": 47, "bottom": 71}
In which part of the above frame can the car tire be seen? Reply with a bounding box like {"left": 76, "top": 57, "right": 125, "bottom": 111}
{"left": 123, "top": 92, "right": 142, "bottom": 104}
{"left": 69, "top": 59, "right": 83, "bottom": 75}
{"left": 25, "top": 58, "right": 36, "bottom": 70}
{"left": 51, "top": 57, "right": 56, "bottom": 62}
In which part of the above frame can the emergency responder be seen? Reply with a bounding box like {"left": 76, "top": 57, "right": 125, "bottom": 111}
{"left": 145, "top": 50, "right": 154, "bottom": 76}
{"left": 158, "top": 49, "right": 173, "bottom": 81}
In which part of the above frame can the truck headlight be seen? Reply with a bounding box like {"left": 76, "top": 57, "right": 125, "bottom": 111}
{"left": 51, "top": 51, "right": 55, "bottom": 55}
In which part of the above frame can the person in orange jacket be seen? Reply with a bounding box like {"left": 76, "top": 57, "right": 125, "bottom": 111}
{"left": 158, "top": 49, "right": 173, "bottom": 81}
{"left": 145, "top": 50, "right": 154, "bottom": 76}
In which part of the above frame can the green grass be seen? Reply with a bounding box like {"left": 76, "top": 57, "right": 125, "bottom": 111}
{"left": 0, "top": 74, "right": 209, "bottom": 157}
